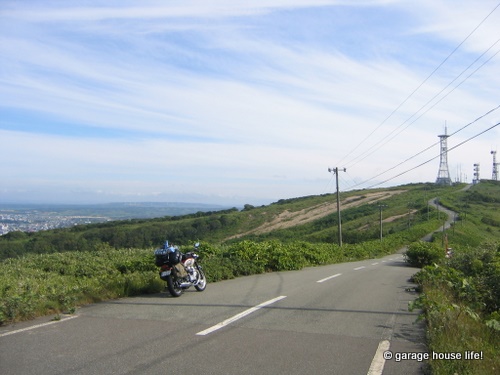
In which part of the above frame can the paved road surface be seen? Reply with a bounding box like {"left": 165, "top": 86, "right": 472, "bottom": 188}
{"left": 0, "top": 252, "right": 427, "bottom": 375}
{"left": 422, "top": 197, "right": 458, "bottom": 242}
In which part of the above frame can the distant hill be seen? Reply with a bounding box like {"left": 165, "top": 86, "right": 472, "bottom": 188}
{"left": 0, "top": 201, "right": 230, "bottom": 220}
{"left": 1, "top": 181, "right": 499, "bottom": 260}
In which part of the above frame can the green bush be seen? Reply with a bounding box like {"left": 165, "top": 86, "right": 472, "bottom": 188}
{"left": 0, "top": 235, "right": 408, "bottom": 325}
{"left": 446, "top": 243, "right": 500, "bottom": 313}
{"left": 404, "top": 241, "right": 444, "bottom": 267}
{"left": 0, "top": 216, "right": 466, "bottom": 326}
{"left": 409, "top": 243, "right": 500, "bottom": 375}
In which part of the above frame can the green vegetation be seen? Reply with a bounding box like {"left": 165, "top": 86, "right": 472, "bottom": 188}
{"left": 1, "top": 222, "right": 431, "bottom": 325}
{"left": 1, "top": 181, "right": 499, "bottom": 375}
{"left": 404, "top": 241, "right": 445, "bottom": 268}
{"left": 409, "top": 243, "right": 500, "bottom": 375}
{"left": 434, "top": 180, "right": 500, "bottom": 247}
{"left": 0, "top": 183, "right": 458, "bottom": 260}
{"left": 407, "top": 180, "right": 500, "bottom": 375}
{"left": 0, "top": 246, "right": 161, "bottom": 323}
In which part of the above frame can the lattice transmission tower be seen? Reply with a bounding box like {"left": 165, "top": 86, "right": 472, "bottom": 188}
{"left": 436, "top": 126, "right": 452, "bottom": 185}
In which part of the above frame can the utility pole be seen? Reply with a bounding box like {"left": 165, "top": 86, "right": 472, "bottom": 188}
{"left": 425, "top": 187, "right": 429, "bottom": 221}
{"left": 378, "top": 204, "right": 387, "bottom": 241}
{"left": 442, "top": 219, "right": 446, "bottom": 248}
{"left": 328, "top": 167, "right": 346, "bottom": 246}
{"left": 407, "top": 202, "right": 413, "bottom": 229}
{"left": 436, "top": 198, "right": 440, "bottom": 220}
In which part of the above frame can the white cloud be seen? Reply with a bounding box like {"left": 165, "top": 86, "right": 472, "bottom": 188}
{"left": 1, "top": 0, "right": 499, "bottom": 204}
{"left": 406, "top": 0, "right": 500, "bottom": 52}
{"left": 2, "top": 1, "right": 401, "bottom": 22}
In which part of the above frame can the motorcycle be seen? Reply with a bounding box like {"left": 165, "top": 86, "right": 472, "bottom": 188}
{"left": 154, "top": 241, "right": 207, "bottom": 297}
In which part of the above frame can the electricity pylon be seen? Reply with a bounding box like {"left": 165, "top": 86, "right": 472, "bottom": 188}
{"left": 436, "top": 126, "right": 452, "bottom": 185}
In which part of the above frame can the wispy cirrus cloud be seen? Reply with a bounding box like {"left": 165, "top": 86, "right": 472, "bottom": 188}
{"left": 1, "top": 0, "right": 499, "bottom": 204}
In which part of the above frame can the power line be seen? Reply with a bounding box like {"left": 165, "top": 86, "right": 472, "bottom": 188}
{"left": 363, "top": 121, "right": 500, "bottom": 190}
{"left": 347, "top": 104, "right": 500, "bottom": 189}
{"left": 349, "top": 106, "right": 500, "bottom": 188}
{"left": 321, "top": 173, "right": 335, "bottom": 195}
{"left": 336, "top": 1, "right": 500, "bottom": 168}
{"left": 346, "top": 40, "right": 500, "bottom": 170}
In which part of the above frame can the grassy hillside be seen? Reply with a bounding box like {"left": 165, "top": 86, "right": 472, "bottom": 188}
{"left": 0, "top": 220, "right": 440, "bottom": 325}
{"left": 434, "top": 180, "right": 500, "bottom": 247}
{"left": 1, "top": 181, "right": 498, "bottom": 374}
{"left": 405, "top": 180, "right": 500, "bottom": 375}
{"left": 0, "top": 182, "right": 469, "bottom": 259}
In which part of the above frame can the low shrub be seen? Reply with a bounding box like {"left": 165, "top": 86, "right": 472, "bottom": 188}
{"left": 410, "top": 242, "right": 500, "bottom": 375}
{"left": 0, "top": 236, "right": 406, "bottom": 325}
{"left": 404, "top": 241, "right": 444, "bottom": 267}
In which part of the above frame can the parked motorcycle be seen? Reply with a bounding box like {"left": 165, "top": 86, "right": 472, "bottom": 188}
{"left": 154, "top": 241, "right": 207, "bottom": 297}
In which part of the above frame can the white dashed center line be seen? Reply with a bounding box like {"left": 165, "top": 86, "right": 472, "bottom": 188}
{"left": 0, "top": 315, "right": 79, "bottom": 337}
{"left": 196, "top": 296, "right": 287, "bottom": 336}
{"left": 317, "top": 273, "right": 342, "bottom": 283}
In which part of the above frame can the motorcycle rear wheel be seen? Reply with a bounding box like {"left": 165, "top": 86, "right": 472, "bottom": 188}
{"left": 166, "top": 275, "right": 182, "bottom": 297}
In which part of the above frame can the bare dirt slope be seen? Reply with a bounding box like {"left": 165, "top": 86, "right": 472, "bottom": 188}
{"left": 227, "top": 190, "right": 406, "bottom": 240}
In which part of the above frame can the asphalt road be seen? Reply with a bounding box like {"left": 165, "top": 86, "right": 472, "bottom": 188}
{"left": 0, "top": 252, "right": 427, "bottom": 375}
{"left": 422, "top": 197, "right": 459, "bottom": 242}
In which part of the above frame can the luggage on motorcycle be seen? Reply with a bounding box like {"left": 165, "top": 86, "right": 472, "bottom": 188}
{"left": 168, "top": 249, "right": 182, "bottom": 265}
{"left": 154, "top": 247, "right": 182, "bottom": 266}
{"left": 173, "top": 263, "right": 188, "bottom": 278}
{"left": 154, "top": 248, "right": 169, "bottom": 266}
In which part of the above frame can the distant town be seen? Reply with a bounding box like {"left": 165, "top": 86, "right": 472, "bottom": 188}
{"left": 0, "top": 202, "right": 228, "bottom": 235}
{"left": 0, "top": 209, "right": 109, "bottom": 234}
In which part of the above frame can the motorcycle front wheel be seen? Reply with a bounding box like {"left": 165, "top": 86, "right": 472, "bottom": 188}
{"left": 194, "top": 264, "right": 207, "bottom": 292}
{"left": 165, "top": 275, "right": 182, "bottom": 297}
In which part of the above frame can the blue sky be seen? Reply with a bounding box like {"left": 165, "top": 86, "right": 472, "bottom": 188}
{"left": 1, "top": 0, "right": 499, "bottom": 205}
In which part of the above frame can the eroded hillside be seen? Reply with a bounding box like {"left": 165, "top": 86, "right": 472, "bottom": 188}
{"left": 226, "top": 190, "right": 406, "bottom": 239}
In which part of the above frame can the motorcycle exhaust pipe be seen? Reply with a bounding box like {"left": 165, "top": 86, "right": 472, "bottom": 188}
{"left": 179, "top": 282, "right": 192, "bottom": 288}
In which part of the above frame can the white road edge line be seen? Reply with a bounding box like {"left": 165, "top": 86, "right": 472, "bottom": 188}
{"left": 371, "top": 262, "right": 379, "bottom": 266}
{"left": 354, "top": 266, "right": 366, "bottom": 271}
{"left": 0, "top": 315, "right": 79, "bottom": 338}
{"left": 196, "top": 296, "right": 287, "bottom": 336}
{"left": 317, "top": 273, "right": 342, "bottom": 283}
{"left": 367, "top": 339, "right": 390, "bottom": 375}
